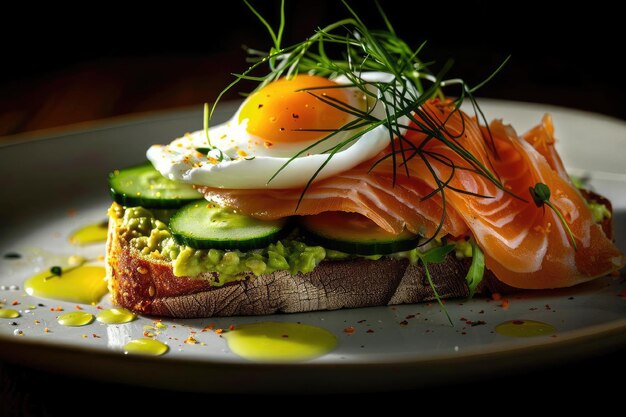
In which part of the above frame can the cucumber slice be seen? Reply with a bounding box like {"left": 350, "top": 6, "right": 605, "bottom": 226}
{"left": 109, "top": 164, "right": 202, "bottom": 208}
{"left": 170, "top": 202, "right": 290, "bottom": 250}
{"left": 300, "top": 211, "right": 420, "bottom": 255}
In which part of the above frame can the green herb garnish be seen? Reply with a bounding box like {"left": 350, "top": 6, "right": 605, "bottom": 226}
{"left": 529, "top": 182, "right": 578, "bottom": 250}
{"left": 43, "top": 257, "right": 92, "bottom": 281}
{"left": 206, "top": 0, "right": 510, "bottom": 248}
{"left": 44, "top": 266, "right": 63, "bottom": 281}
{"left": 201, "top": 103, "right": 224, "bottom": 162}
{"left": 416, "top": 244, "right": 456, "bottom": 325}
{"left": 465, "top": 239, "right": 485, "bottom": 298}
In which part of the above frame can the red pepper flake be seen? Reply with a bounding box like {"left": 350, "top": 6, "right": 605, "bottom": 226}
{"left": 512, "top": 320, "right": 525, "bottom": 325}
{"left": 343, "top": 327, "right": 355, "bottom": 334}
{"left": 184, "top": 336, "right": 198, "bottom": 345}
{"left": 500, "top": 299, "right": 510, "bottom": 309}
{"left": 11, "top": 300, "right": 19, "bottom": 306}
{"left": 228, "top": 325, "right": 235, "bottom": 331}
{"left": 461, "top": 331, "right": 467, "bottom": 335}
{"left": 405, "top": 315, "right": 416, "bottom": 320}
{"left": 478, "top": 310, "right": 485, "bottom": 314}
{"left": 67, "top": 208, "right": 77, "bottom": 217}
{"left": 399, "top": 320, "right": 409, "bottom": 326}
{"left": 50, "top": 306, "right": 63, "bottom": 312}
{"left": 143, "top": 331, "right": 154, "bottom": 338}
{"left": 469, "top": 320, "right": 487, "bottom": 327}
{"left": 92, "top": 334, "right": 101, "bottom": 338}
{"left": 44, "top": 327, "right": 50, "bottom": 333}
{"left": 357, "top": 319, "right": 367, "bottom": 324}
{"left": 491, "top": 293, "right": 502, "bottom": 301}
{"left": 545, "top": 304, "right": 552, "bottom": 310}
{"left": 74, "top": 305, "right": 83, "bottom": 310}
{"left": 96, "top": 305, "right": 103, "bottom": 310}
{"left": 460, "top": 317, "right": 468, "bottom": 322}
{"left": 281, "top": 334, "right": 289, "bottom": 338}
{"left": 201, "top": 323, "right": 215, "bottom": 332}
{"left": 366, "top": 329, "right": 375, "bottom": 334}
{"left": 214, "top": 328, "right": 224, "bottom": 335}
{"left": 619, "top": 290, "right": 626, "bottom": 298}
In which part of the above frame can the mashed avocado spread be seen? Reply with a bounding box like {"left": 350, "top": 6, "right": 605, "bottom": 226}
{"left": 110, "top": 204, "right": 445, "bottom": 286}
{"left": 588, "top": 201, "right": 611, "bottom": 223}
{"left": 113, "top": 205, "right": 332, "bottom": 285}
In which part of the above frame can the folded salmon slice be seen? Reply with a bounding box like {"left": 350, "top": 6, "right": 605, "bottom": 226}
{"left": 199, "top": 166, "right": 468, "bottom": 238}
{"left": 199, "top": 100, "right": 624, "bottom": 289}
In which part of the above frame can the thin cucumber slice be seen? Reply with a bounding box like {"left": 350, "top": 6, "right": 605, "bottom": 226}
{"left": 300, "top": 211, "right": 420, "bottom": 255}
{"left": 170, "top": 202, "right": 290, "bottom": 250}
{"left": 109, "top": 164, "right": 202, "bottom": 208}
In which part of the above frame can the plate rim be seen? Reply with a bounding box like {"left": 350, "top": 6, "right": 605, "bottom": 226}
{"left": 2, "top": 98, "right": 624, "bottom": 147}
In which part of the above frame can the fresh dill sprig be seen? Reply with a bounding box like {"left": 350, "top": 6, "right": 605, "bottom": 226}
{"left": 199, "top": 102, "right": 224, "bottom": 162}
{"left": 203, "top": 102, "right": 212, "bottom": 148}
{"left": 209, "top": 0, "right": 509, "bottom": 247}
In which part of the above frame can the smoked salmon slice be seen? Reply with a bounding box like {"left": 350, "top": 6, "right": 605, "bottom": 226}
{"left": 199, "top": 167, "right": 468, "bottom": 238}
{"left": 199, "top": 100, "right": 624, "bottom": 289}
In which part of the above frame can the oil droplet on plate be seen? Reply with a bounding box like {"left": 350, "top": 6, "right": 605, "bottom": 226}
{"left": 69, "top": 221, "right": 109, "bottom": 245}
{"left": 495, "top": 320, "right": 556, "bottom": 337}
{"left": 57, "top": 311, "right": 95, "bottom": 326}
{"left": 124, "top": 338, "right": 169, "bottom": 356}
{"left": 25, "top": 266, "right": 107, "bottom": 305}
{"left": 223, "top": 322, "right": 337, "bottom": 362}
{"left": 0, "top": 308, "right": 20, "bottom": 319}
{"left": 97, "top": 308, "right": 136, "bottom": 324}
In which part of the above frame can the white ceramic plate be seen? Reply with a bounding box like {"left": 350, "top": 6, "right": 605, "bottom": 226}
{"left": 1, "top": 100, "right": 625, "bottom": 393}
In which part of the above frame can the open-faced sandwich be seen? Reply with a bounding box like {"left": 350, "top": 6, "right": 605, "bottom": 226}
{"left": 105, "top": 2, "right": 624, "bottom": 318}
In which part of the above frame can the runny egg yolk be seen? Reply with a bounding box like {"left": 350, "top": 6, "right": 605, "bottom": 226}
{"left": 238, "top": 75, "right": 352, "bottom": 145}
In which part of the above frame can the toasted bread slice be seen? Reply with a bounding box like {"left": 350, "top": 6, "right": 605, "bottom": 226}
{"left": 106, "top": 205, "right": 512, "bottom": 318}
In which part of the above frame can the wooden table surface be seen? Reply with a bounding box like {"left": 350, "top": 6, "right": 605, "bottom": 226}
{"left": 1, "top": 1, "right": 625, "bottom": 415}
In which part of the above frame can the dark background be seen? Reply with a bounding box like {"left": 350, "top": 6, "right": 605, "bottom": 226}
{"left": 1, "top": 1, "right": 625, "bottom": 414}
{"left": 1, "top": 0, "right": 624, "bottom": 137}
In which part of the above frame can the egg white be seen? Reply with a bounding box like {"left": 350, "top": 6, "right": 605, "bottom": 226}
{"left": 147, "top": 72, "right": 411, "bottom": 189}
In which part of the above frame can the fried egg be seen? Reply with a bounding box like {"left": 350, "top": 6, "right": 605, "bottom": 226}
{"left": 147, "top": 72, "right": 409, "bottom": 189}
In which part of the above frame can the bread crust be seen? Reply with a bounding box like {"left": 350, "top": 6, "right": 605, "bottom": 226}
{"left": 106, "top": 213, "right": 493, "bottom": 318}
